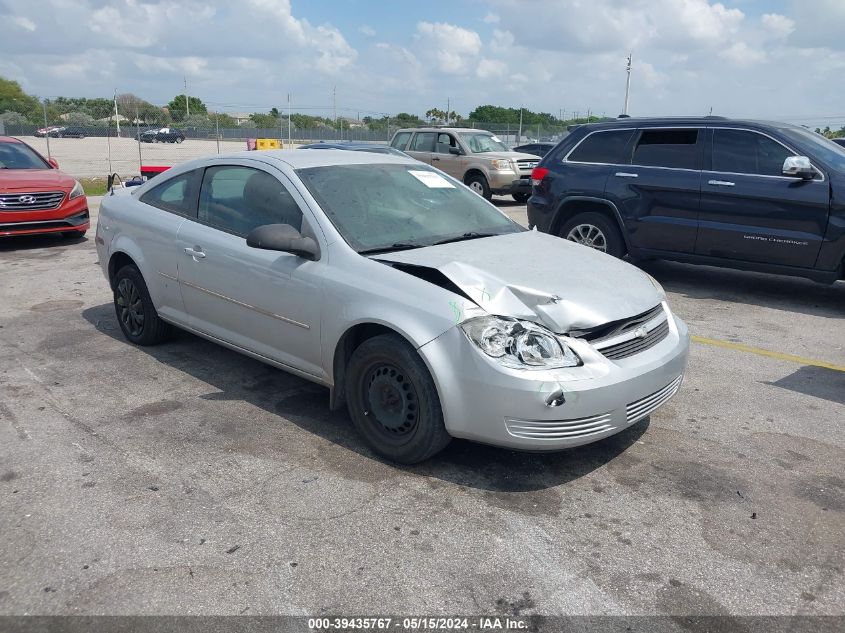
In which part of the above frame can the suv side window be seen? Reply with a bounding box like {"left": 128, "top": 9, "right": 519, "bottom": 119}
{"left": 435, "top": 133, "right": 459, "bottom": 154}
{"left": 391, "top": 132, "right": 412, "bottom": 150}
{"left": 410, "top": 132, "right": 436, "bottom": 152}
{"left": 198, "top": 166, "right": 303, "bottom": 237}
{"left": 632, "top": 129, "right": 700, "bottom": 170}
{"left": 712, "top": 129, "right": 793, "bottom": 177}
{"left": 139, "top": 169, "right": 200, "bottom": 216}
{"left": 567, "top": 130, "right": 635, "bottom": 164}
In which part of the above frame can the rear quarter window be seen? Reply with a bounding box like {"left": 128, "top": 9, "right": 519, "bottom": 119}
{"left": 567, "top": 130, "right": 636, "bottom": 164}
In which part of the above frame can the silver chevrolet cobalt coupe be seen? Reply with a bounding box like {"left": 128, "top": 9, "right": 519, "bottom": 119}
{"left": 96, "top": 150, "right": 689, "bottom": 463}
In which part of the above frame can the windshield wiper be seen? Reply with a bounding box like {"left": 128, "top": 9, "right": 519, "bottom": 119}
{"left": 358, "top": 242, "right": 425, "bottom": 256}
{"left": 430, "top": 232, "right": 500, "bottom": 246}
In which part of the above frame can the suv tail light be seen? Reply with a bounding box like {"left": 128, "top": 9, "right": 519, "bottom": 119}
{"left": 531, "top": 167, "right": 549, "bottom": 186}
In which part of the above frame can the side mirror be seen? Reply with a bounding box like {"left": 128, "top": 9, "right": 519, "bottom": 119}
{"left": 782, "top": 156, "right": 815, "bottom": 180}
{"left": 48, "top": 158, "right": 59, "bottom": 169}
{"left": 246, "top": 223, "right": 320, "bottom": 260}
{"left": 448, "top": 146, "right": 463, "bottom": 156}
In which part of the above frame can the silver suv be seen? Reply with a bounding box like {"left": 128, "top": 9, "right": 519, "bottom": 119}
{"left": 390, "top": 127, "right": 538, "bottom": 201}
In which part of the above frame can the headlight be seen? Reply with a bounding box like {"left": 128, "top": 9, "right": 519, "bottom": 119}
{"left": 645, "top": 273, "right": 666, "bottom": 299}
{"left": 69, "top": 180, "right": 85, "bottom": 200}
{"left": 491, "top": 159, "right": 512, "bottom": 170}
{"left": 461, "top": 316, "right": 581, "bottom": 369}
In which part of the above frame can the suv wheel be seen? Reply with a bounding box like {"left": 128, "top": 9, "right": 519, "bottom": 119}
{"left": 113, "top": 265, "right": 172, "bottom": 346}
{"left": 466, "top": 174, "right": 491, "bottom": 200}
{"left": 345, "top": 334, "right": 451, "bottom": 464}
{"left": 175, "top": 137, "right": 183, "bottom": 144}
{"left": 560, "top": 212, "right": 626, "bottom": 258}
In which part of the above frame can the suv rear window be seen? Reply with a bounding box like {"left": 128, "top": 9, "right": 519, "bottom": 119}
{"left": 632, "top": 129, "right": 700, "bottom": 170}
{"left": 391, "top": 132, "right": 412, "bottom": 150}
{"left": 567, "top": 130, "right": 635, "bottom": 164}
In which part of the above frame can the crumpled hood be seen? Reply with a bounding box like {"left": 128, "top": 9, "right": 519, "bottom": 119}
{"left": 377, "top": 231, "right": 661, "bottom": 332}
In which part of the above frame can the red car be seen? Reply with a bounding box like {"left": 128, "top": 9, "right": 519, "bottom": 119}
{"left": 0, "top": 137, "right": 89, "bottom": 238}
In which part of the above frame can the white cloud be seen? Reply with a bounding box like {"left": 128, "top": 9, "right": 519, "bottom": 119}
{"left": 416, "top": 21, "right": 482, "bottom": 74}
{"left": 476, "top": 58, "right": 507, "bottom": 79}
{"left": 483, "top": 13, "right": 500, "bottom": 24}
{"left": 359, "top": 24, "right": 376, "bottom": 37}
{"left": 720, "top": 41, "right": 766, "bottom": 66}
{"left": 761, "top": 13, "right": 795, "bottom": 39}
{"left": 11, "top": 16, "right": 36, "bottom": 31}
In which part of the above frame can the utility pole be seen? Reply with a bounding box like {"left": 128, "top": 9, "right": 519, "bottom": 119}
{"left": 42, "top": 99, "right": 51, "bottom": 159}
{"left": 518, "top": 106, "right": 523, "bottom": 142}
{"left": 332, "top": 85, "right": 337, "bottom": 129}
{"left": 446, "top": 97, "right": 450, "bottom": 125}
{"left": 623, "top": 53, "right": 632, "bottom": 116}
{"left": 215, "top": 111, "right": 220, "bottom": 153}
{"left": 113, "top": 89, "right": 120, "bottom": 138}
{"left": 287, "top": 93, "right": 292, "bottom": 149}
{"left": 184, "top": 76, "right": 190, "bottom": 118}
{"left": 135, "top": 105, "right": 142, "bottom": 172}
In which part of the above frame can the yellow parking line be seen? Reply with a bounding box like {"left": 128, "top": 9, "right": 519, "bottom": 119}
{"left": 691, "top": 335, "right": 845, "bottom": 373}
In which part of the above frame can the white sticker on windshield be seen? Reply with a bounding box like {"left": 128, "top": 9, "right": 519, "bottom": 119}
{"left": 491, "top": 136, "right": 502, "bottom": 142}
{"left": 409, "top": 170, "right": 455, "bottom": 188}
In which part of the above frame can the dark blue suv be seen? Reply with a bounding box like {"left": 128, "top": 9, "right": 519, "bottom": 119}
{"left": 527, "top": 117, "right": 845, "bottom": 283}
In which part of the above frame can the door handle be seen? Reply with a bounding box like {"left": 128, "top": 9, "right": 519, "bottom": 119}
{"left": 184, "top": 247, "right": 206, "bottom": 259}
{"left": 708, "top": 179, "right": 735, "bottom": 187}
{"left": 615, "top": 172, "right": 638, "bottom": 178}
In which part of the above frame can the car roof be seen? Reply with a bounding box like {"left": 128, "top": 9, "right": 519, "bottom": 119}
{"left": 0, "top": 136, "right": 24, "bottom": 144}
{"left": 394, "top": 127, "right": 494, "bottom": 134}
{"left": 211, "top": 148, "right": 418, "bottom": 169}
{"left": 577, "top": 116, "right": 808, "bottom": 132}
{"left": 300, "top": 142, "right": 387, "bottom": 149}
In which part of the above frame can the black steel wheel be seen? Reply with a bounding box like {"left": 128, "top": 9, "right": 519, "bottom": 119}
{"left": 345, "top": 334, "right": 451, "bottom": 463}
{"left": 113, "top": 265, "right": 171, "bottom": 345}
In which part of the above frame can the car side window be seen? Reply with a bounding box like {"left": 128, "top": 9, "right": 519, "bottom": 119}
{"left": 712, "top": 129, "right": 793, "bottom": 177}
{"left": 198, "top": 166, "right": 303, "bottom": 238}
{"left": 435, "top": 133, "right": 458, "bottom": 154}
{"left": 410, "top": 132, "right": 436, "bottom": 152}
{"left": 567, "top": 130, "right": 636, "bottom": 164}
{"left": 391, "top": 132, "right": 412, "bottom": 150}
{"left": 632, "top": 129, "right": 700, "bottom": 170}
{"left": 139, "top": 170, "right": 200, "bottom": 216}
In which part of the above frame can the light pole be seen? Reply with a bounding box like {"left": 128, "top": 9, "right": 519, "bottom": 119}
{"left": 623, "top": 53, "right": 632, "bottom": 116}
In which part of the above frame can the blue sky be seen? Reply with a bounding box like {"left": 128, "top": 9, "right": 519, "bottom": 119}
{"left": 0, "top": 0, "right": 843, "bottom": 128}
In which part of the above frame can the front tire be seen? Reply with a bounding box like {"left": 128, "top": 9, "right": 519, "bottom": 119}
{"left": 345, "top": 334, "right": 451, "bottom": 464}
{"left": 113, "top": 265, "right": 172, "bottom": 346}
{"left": 466, "top": 173, "right": 492, "bottom": 200}
{"left": 559, "top": 211, "right": 626, "bottom": 258}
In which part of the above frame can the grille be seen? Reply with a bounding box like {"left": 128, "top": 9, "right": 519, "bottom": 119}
{"left": 0, "top": 191, "right": 65, "bottom": 211}
{"left": 505, "top": 412, "right": 615, "bottom": 441}
{"left": 626, "top": 375, "right": 683, "bottom": 424}
{"left": 516, "top": 159, "right": 539, "bottom": 171}
{"left": 599, "top": 318, "right": 670, "bottom": 360}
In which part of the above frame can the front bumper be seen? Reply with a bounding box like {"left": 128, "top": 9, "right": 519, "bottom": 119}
{"left": 419, "top": 308, "right": 690, "bottom": 451}
{"left": 0, "top": 195, "right": 90, "bottom": 237}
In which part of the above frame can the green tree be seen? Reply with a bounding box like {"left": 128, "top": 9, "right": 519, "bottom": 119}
{"left": 64, "top": 111, "right": 95, "bottom": 126}
{"left": 0, "top": 77, "right": 40, "bottom": 119}
{"left": 166, "top": 94, "right": 207, "bottom": 122}
{"left": 210, "top": 112, "right": 236, "bottom": 127}
{"left": 0, "top": 110, "right": 28, "bottom": 125}
{"left": 181, "top": 113, "right": 212, "bottom": 128}
{"left": 249, "top": 112, "right": 279, "bottom": 128}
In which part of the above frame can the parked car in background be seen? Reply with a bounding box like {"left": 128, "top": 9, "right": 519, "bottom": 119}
{"left": 299, "top": 142, "right": 408, "bottom": 156}
{"left": 513, "top": 142, "right": 556, "bottom": 157}
{"left": 0, "top": 136, "right": 90, "bottom": 238}
{"left": 96, "top": 149, "right": 689, "bottom": 463}
{"left": 528, "top": 117, "right": 845, "bottom": 283}
{"left": 390, "top": 127, "right": 539, "bottom": 202}
{"left": 35, "top": 126, "right": 62, "bottom": 137}
{"left": 51, "top": 126, "right": 86, "bottom": 138}
{"left": 832, "top": 138, "right": 845, "bottom": 148}
{"left": 137, "top": 127, "right": 186, "bottom": 143}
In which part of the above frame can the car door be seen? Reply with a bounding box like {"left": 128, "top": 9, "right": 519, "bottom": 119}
{"left": 405, "top": 131, "right": 437, "bottom": 165}
{"left": 175, "top": 162, "right": 325, "bottom": 379}
{"left": 696, "top": 128, "right": 829, "bottom": 268}
{"left": 134, "top": 169, "right": 202, "bottom": 324}
{"left": 430, "top": 132, "right": 464, "bottom": 178}
{"left": 604, "top": 127, "right": 702, "bottom": 253}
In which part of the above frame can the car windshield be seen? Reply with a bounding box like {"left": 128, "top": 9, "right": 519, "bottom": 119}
{"left": 777, "top": 126, "right": 845, "bottom": 171}
{"left": 0, "top": 142, "right": 50, "bottom": 169}
{"left": 458, "top": 132, "right": 510, "bottom": 153}
{"left": 297, "top": 163, "right": 524, "bottom": 252}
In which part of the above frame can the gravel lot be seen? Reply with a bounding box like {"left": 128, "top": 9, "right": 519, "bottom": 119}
{"left": 0, "top": 195, "right": 843, "bottom": 619}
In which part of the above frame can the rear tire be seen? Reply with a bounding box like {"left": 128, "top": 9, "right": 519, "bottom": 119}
{"left": 175, "top": 137, "right": 183, "bottom": 144}
{"left": 559, "top": 211, "right": 626, "bottom": 258}
{"left": 466, "top": 173, "right": 492, "bottom": 200}
{"left": 345, "top": 334, "right": 451, "bottom": 464}
{"left": 113, "top": 265, "right": 172, "bottom": 346}
{"left": 512, "top": 192, "right": 530, "bottom": 203}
